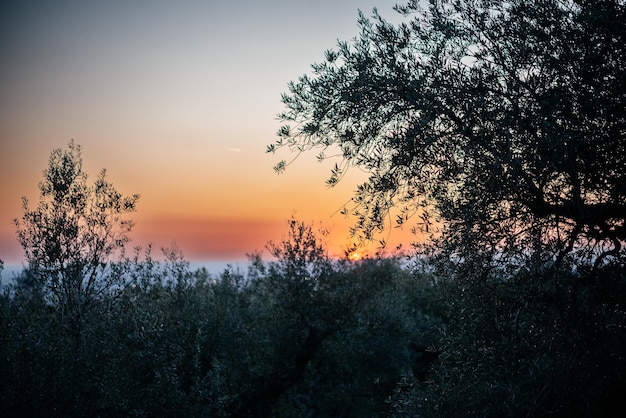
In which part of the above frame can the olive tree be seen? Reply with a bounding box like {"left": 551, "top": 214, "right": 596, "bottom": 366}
{"left": 14, "top": 141, "right": 139, "bottom": 340}
{"left": 269, "top": 0, "right": 626, "bottom": 270}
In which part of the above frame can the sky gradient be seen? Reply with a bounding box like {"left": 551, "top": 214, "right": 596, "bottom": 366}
{"left": 0, "top": 0, "right": 416, "bottom": 266}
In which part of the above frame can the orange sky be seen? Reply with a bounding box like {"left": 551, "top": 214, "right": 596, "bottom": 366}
{"left": 0, "top": 1, "right": 416, "bottom": 266}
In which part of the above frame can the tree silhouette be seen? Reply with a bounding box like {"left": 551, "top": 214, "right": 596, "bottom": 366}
{"left": 14, "top": 140, "right": 139, "bottom": 344}
{"left": 269, "top": 0, "right": 625, "bottom": 270}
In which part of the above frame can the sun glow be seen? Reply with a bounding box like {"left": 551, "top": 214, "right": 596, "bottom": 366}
{"left": 347, "top": 250, "right": 363, "bottom": 261}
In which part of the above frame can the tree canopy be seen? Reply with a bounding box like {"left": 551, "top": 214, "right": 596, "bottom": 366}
{"left": 14, "top": 140, "right": 139, "bottom": 312}
{"left": 269, "top": 0, "right": 626, "bottom": 270}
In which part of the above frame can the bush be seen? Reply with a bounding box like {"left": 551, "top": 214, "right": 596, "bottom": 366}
{"left": 389, "top": 264, "right": 626, "bottom": 417}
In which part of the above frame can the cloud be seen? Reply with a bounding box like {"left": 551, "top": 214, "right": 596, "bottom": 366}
{"left": 228, "top": 147, "right": 241, "bottom": 153}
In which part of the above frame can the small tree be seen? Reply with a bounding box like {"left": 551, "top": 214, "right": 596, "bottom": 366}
{"left": 14, "top": 140, "right": 139, "bottom": 339}
{"left": 269, "top": 0, "right": 626, "bottom": 271}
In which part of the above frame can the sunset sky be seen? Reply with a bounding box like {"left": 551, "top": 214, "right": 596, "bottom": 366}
{"left": 0, "top": 0, "right": 416, "bottom": 267}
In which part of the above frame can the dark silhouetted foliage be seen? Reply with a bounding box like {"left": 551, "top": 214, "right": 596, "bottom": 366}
{"left": 14, "top": 140, "right": 139, "bottom": 337}
{"left": 4, "top": 2, "right": 626, "bottom": 414}
{"left": 269, "top": 0, "right": 626, "bottom": 271}
{"left": 266, "top": 1, "right": 626, "bottom": 416}
{"left": 1, "top": 216, "right": 442, "bottom": 417}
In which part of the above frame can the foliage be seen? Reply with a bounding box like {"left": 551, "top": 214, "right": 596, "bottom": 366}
{"left": 5, "top": 6, "right": 626, "bottom": 412}
{"left": 2, "top": 139, "right": 625, "bottom": 416}
{"left": 269, "top": 0, "right": 626, "bottom": 270}
{"left": 14, "top": 140, "right": 139, "bottom": 324}
{"left": 267, "top": 2, "right": 626, "bottom": 415}
{"left": 234, "top": 219, "right": 443, "bottom": 416}
{"left": 0, "top": 218, "right": 442, "bottom": 417}
{"left": 388, "top": 263, "right": 626, "bottom": 417}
